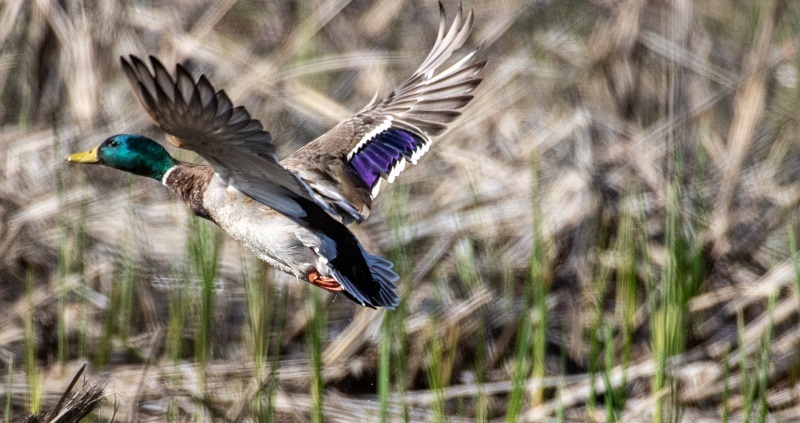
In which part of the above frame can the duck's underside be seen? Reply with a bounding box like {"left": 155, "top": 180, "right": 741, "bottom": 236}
{"left": 164, "top": 162, "right": 399, "bottom": 308}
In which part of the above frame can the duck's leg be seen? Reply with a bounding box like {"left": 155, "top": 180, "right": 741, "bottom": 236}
{"left": 308, "top": 269, "right": 344, "bottom": 292}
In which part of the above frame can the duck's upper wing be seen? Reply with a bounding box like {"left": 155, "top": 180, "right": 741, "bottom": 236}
{"left": 281, "top": 3, "right": 485, "bottom": 224}
{"left": 121, "top": 55, "right": 330, "bottom": 220}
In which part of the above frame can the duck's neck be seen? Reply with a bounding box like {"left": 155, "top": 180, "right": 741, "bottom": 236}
{"left": 162, "top": 163, "right": 215, "bottom": 221}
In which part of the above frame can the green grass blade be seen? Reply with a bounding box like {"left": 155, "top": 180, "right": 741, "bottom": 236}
{"left": 426, "top": 323, "right": 446, "bottom": 423}
{"left": 307, "top": 287, "right": 326, "bottom": 423}
{"left": 266, "top": 285, "right": 288, "bottom": 422}
{"left": 189, "top": 218, "right": 223, "bottom": 376}
{"left": 506, "top": 309, "right": 532, "bottom": 423}
{"left": 25, "top": 269, "right": 40, "bottom": 414}
{"left": 378, "top": 310, "right": 391, "bottom": 423}
{"left": 757, "top": 294, "right": 776, "bottom": 423}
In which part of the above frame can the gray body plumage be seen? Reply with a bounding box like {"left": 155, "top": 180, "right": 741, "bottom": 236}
{"left": 202, "top": 176, "right": 334, "bottom": 279}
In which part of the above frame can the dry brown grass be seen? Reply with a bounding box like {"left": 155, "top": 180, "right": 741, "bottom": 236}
{"left": 3, "top": 0, "right": 800, "bottom": 421}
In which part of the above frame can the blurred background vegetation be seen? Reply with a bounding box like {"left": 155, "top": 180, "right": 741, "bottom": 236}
{"left": 3, "top": 0, "right": 800, "bottom": 421}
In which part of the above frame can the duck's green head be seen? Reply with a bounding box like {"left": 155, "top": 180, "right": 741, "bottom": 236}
{"left": 67, "top": 134, "right": 177, "bottom": 180}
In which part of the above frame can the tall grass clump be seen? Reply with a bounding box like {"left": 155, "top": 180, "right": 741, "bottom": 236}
{"left": 529, "top": 163, "right": 549, "bottom": 409}
{"left": 379, "top": 185, "right": 412, "bottom": 423}
{"left": 377, "top": 311, "right": 392, "bottom": 423}
{"left": 243, "top": 259, "right": 270, "bottom": 418}
{"left": 306, "top": 286, "right": 326, "bottom": 423}
{"left": 93, "top": 196, "right": 139, "bottom": 368}
{"left": 507, "top": 161, "right": 549, "bottom": 421}
{"left": 454, "top": 238, "right": 488, "bottom": 421}
{"left": 265, "top": 285, "right": 288, "bottom": 421}
{"left": 188, "top": 217, "right": 223, "bottom": 380}
{"left": 650, "top": 175, "right": 704, "bottom": 422}
{"left": 613, "top": 195, "right": 638, "bottom": 405}
{"left": 166, "top": 269, "right": 189, "bottom": 363}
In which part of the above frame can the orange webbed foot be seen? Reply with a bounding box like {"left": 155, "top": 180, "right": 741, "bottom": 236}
{"left": 308, "top": 269, "right": 344, "bottom": 292}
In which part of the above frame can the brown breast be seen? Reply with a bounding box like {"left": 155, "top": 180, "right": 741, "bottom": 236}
{"left": 163, "top": 163, "right": 215, "bottom": 221}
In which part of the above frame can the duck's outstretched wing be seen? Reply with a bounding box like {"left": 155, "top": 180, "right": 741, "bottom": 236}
{"left": 121, "top": 55, "right": 330, "bottom": 220}
{"left": 282, "top": 2, "right": 485, "bottom": 224}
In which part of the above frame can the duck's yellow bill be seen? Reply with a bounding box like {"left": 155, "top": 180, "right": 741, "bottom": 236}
{"left": 66, "top": 147, "right": 100, "bottom": 163}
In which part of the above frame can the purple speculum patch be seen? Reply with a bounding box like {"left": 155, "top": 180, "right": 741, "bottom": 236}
{"left": 348, "top": 128, "right": 423, "bottom": 189}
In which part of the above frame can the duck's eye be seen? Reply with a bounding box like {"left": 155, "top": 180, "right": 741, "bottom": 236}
{"left": 108, "top": 139, "right": 119, "bottom": 147}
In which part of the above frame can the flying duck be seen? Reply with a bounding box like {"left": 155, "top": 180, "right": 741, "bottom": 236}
{"left": 66, "top": 4, "right": 485, "bottom": 309}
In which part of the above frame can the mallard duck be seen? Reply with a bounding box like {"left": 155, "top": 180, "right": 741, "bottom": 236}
{"left": 66, "top": 4, "right": 484, "bottom": 309}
